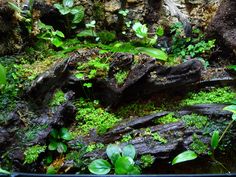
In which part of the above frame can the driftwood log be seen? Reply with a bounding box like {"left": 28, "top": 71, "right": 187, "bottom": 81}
{"left": 25, "top": 50, "right": 236, "bottom": 106}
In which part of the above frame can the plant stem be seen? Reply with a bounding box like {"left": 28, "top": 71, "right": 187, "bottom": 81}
{"left": 219, "top": 119, "right": 234, "bottom": 143}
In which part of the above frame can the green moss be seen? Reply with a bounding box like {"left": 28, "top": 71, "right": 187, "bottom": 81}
{"left": 121, "top": 134, "right": 133, "bottom": 143}
{"left": 75, "top": 57, "right": 109, "bottom": 80}
{"left": 190, "top": 134, "right": 208, "bottom": 155}
{"left": 114, "top": 70, "right": 129, "bottom": 86}
{"left": 140, "top": 154, "right": 155, "bottom": 168}
{"left": 153, "top": 113, "right": 179, "bottom": 124}
{"left": 75, "top": 98, "right": 121, "bottom": 135}
{"left": 49, "top": 90, "right": 66, "bottom": 107}
{"left": 24, "top": 145, "right": 46, "bottom": 164}
{"left": 181, "top": 87, "right": 235, "bottom": 106}
{"left": 152, "top": 132, "right": 167, "bottom": 144}
{"left": 182, "top": 113, "right": 208, "bottom": 129}
{"left": 115, "top": 101, "right": 159, "bottom": 118}
{"left": 86, "top": 143, "right": 105, "bottom": 153}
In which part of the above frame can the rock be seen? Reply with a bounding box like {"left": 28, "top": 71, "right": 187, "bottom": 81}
{"left": 0, "top": 1, "right": 23, "bottom": 56}
{"left": 207, "top": 0, "right": 236, "bottom": 55}
{"left": 105, "top": 0, "right": 121, "bottom": 12}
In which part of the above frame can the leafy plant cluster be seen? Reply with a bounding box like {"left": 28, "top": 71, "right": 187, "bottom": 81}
{"left": 153, "top": 112, "right": 179, "bottom": 124}
{"left": 49, "top": 90, "right": 66, "bottom": 107}
{"left": 48, "top": 128, "right": 73, "bottom": 153}
{"left": 114, "top": 70, "right": 129, "bottom": 86}
{"left": 24, "top": 145, "right": 47, "bottom": 164}
{"left": 170, "top": 22, "right": 215, "bottom": 62}
{"left": 54, "top": 0, "right": 84, "bottom": 35}
{"left": 75, "top": 56, "right": 110, "bottom": 87}
{"left": 88, "top": 144, "right": 140, "bottom": 175}
{"left": 182, "top": 113, "right": 208, "bottom": 129}
{"left": 75, "top": 98, "right": 121, "bottom": 135}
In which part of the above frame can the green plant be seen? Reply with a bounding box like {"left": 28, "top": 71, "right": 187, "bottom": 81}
{"left": 37, "top": 21, "right": 65, "bottom": 48}
{"left": 75, "top": 57, "right": 109, "bottom": 80}
{"left": 227, "top": 65, "right": 236, "bottom": 71}
{"left": 136, "top": 47, "right": 168, "bottom": 61}
{"left": 48, "top": 128, "right": 72, "bottom": 153}
{"left": 54, "top": 0, "right": 84, "bottom": 35}
{"left": 182, "top": 114, "right": 208, "bottom": 129}
{"left": 97, "top": 31, "right": 116, "bottom": 44}
{"left": 132, "top": 22, "right": 164, "bottom": 45}
{"left": 24, "top": 145, "right": 46, "bottom": 164}
{"left": 75, "top": 98, "right": 121, "bottom": 135}
{"left": 140, "top": 154, "right": 155, "bottom": 168}
{"left": 153, "top": 113, "right": 179, "bottom": 124}
{"left": 172, "top": 150, "right": 197, "bottom": 165}
{"left": 0, "top": 64, "right": 6, "bottom": 85}
{"left": 152, "top": 132, "right": 167, "bottom": 144}
{"left": 88, "top": 144, "right": 140, "bottom": 175}
{"left": 118, "top": 9, "right": 129, "bottom": 17}
{"left": 180, "top": 87, "right": 235, "bottom": 106}
{"left": 0, "top": 168, "right": 10, "bottom": 175}
{"left": 189, "top": 134, "right": 208, "bottom": 155}
{"left": 121, "top": 134, "right": 133, "bottom": 143}
{"left": 49, "top": 90, "right": 66, "bottom": 107}
{"left": 77, "top": 20, "right": 97, "bottom": 39}
{"left": 114, "top": 70, "right": 129, "bottom": 86}
{"left": 170, "top": 22, "right": 215, "bottom": 61}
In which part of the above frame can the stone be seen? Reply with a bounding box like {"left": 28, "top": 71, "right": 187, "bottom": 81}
{"left": 105, "top": 0, "right": 121, "bottom": 12}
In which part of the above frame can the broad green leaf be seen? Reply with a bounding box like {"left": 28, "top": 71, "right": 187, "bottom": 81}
{"left": 211, "top": 130, "right": 219, "bottom": 150}
{"left": 132, "top": 22, "right": 148, "bottom": 39}
{"left": 51, "top": 38, "right": 63, "bottom": 48}
{"left": 106, "top": 144, "right": 121, "bottom": 164}
{"left": 48, "top": 141, "right": 58, "bottom": 151}
{"left": 75, "top": 73, "right": 84, "bottom": 79}
{"left": 72, "top": 7, "right": 84, "bottom": 24}
{"left": 54, "top": 3, "right": 64, "bottom": 12}
{"left": 232, "top": 114, "right": 236, "bottom": 121}
{"left": 88, "top": 159, "right": 111, "bottom": 175}
{"left": 115, "top": 156, "right": 134, "bottom": 175}
{"left": 137, "top": 47, "right": 168, "bottom": 61}
{"left": 223, "top": 105, "right": 236, "bottom": 114}
{"left": 127, "top": 165, "right": 141, "bottom": 175}
{"left": 59, "top": 7, "right": 70, "bottom": 15}
{"left": 46, "top": 166, "right": 57, "bottom": 174}
{"left": 156, "top": 26, "right": 164, "bottom": 37}
{"left": 227, "top": 65, "right": 236, "bottom": 71}
{"left": 0, "top": 64, "right": 6, "bottom": 85}
{"left": 60, "top": 128, "right": 72, "bottom": 141}
{"left": 172, "top": 150, "right": 197, "bottom": 165}
{"left": 57, "top": 142, "right": 67, "bottom": 153}
{"left": 71, "top": 6, "right": 84, "bottom": 15}
{"left": 77, "top": 29, "right": 96, "bottom": 37}
{"left": 122, "top": 144, "right": 136, "bottom": 159}
{"left": 83, "top": 82, "right": 92, "bottom": 88}
{"left": 55, "top": 30, "right": 65, "bottom": 38}
{"left": 50, "top": 129, "right": 59, "bottom": 139}
{"left": 0, "top": 168, "right": 10, "bottom": 175}
{"left": 63, "top": 0, "right": 74, "bottom": 7}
